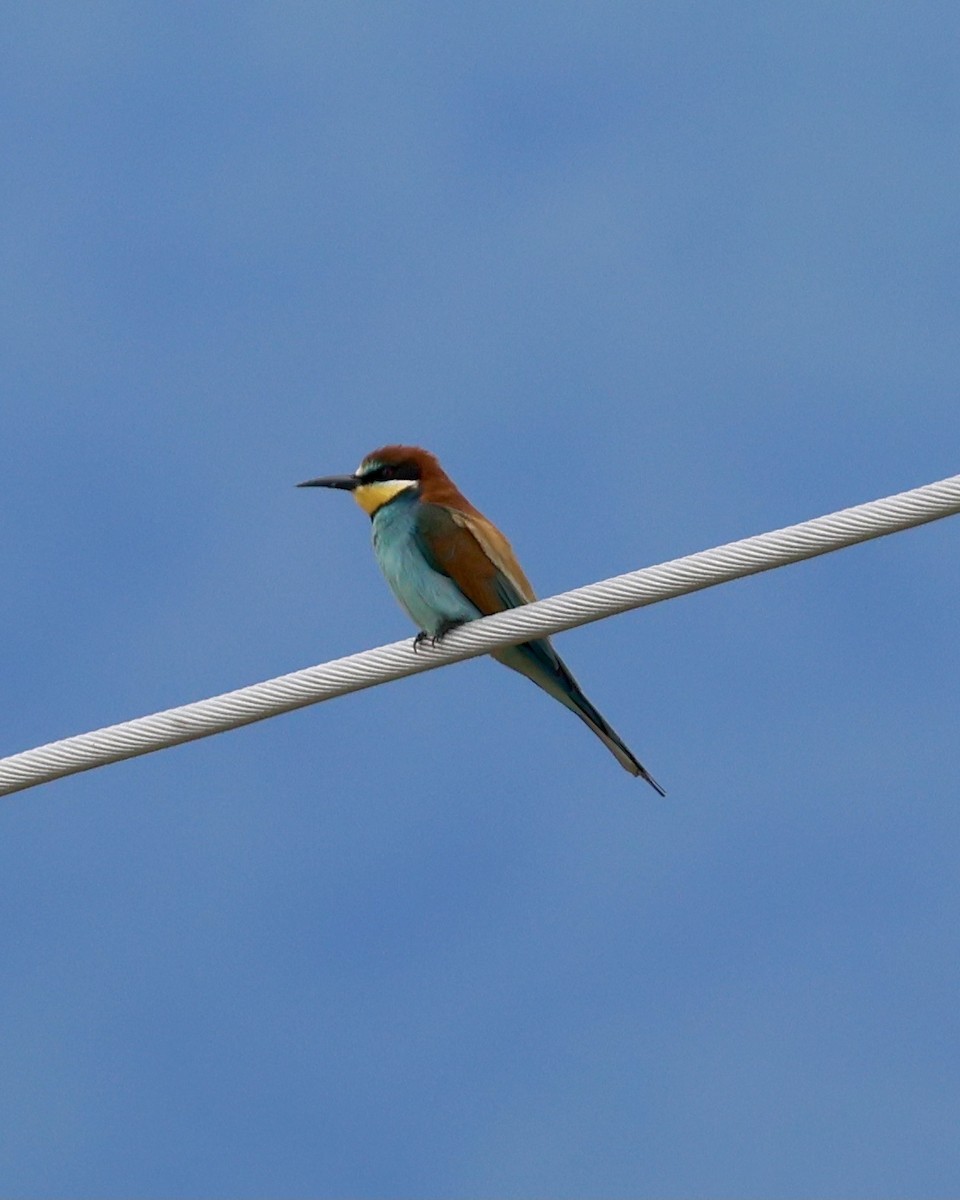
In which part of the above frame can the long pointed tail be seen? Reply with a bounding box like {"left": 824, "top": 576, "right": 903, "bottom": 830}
{"left": 494, "top": 641, "right": 666, "bottom": 795}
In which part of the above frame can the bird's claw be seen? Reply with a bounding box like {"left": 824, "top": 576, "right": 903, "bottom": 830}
{"left": 412, "top": 620, "right": 466, "bottom": 652}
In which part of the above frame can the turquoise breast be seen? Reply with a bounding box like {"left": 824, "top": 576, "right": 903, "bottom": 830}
{"left": 371, "top": 493, "right": 482, "bottom": 636}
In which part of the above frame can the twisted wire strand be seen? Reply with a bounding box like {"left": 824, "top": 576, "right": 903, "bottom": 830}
{"left": 1, "top": 473, "right": 958, "bottom": 797}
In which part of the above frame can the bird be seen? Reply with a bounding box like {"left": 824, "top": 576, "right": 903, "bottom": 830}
{"left": 298, "top": 445, "right": 665, "bottom": 793}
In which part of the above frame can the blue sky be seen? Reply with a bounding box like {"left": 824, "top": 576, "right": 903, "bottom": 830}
{"left": 3, "top": 4, "right": 959, "bottom": 1196}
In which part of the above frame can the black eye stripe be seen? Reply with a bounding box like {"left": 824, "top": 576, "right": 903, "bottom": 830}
{"left": 360, "top": 462, "right": 420, "bottom": 484}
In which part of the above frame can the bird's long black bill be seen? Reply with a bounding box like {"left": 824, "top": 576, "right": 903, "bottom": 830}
{"left": 296, "top": 474, "right": 359, "bottom": 490}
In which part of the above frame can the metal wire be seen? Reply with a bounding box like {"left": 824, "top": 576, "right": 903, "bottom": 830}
{"left": 2, "top": 472, "right": 958, "bottom": 797}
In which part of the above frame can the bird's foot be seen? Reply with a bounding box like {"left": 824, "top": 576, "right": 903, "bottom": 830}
{"left": 432, "top": 618, "right": 467, "bottom": 645}
{"left": 412, "top": 619, "right": 467, "bottom": 652}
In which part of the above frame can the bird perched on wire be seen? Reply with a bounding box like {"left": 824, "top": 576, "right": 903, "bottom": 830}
{"left": 298, "top": 445, "right": 665, "bottom": 793}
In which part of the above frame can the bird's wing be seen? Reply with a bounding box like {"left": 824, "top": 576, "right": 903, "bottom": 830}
{"left": 413, "top": 502, "right": 536, "bottom": 614}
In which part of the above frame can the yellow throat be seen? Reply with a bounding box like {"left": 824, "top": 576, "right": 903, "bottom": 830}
{"left": 352, "top": 478, "right": 417, "bottom": 515}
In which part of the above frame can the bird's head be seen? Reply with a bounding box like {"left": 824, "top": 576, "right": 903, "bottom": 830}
{"left": 298, "top": 445, "right": 442, "bottom": 516}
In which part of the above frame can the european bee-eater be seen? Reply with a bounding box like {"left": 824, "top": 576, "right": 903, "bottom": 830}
{"left": 298, "top": 445, "right": 665, "bottom": 793}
